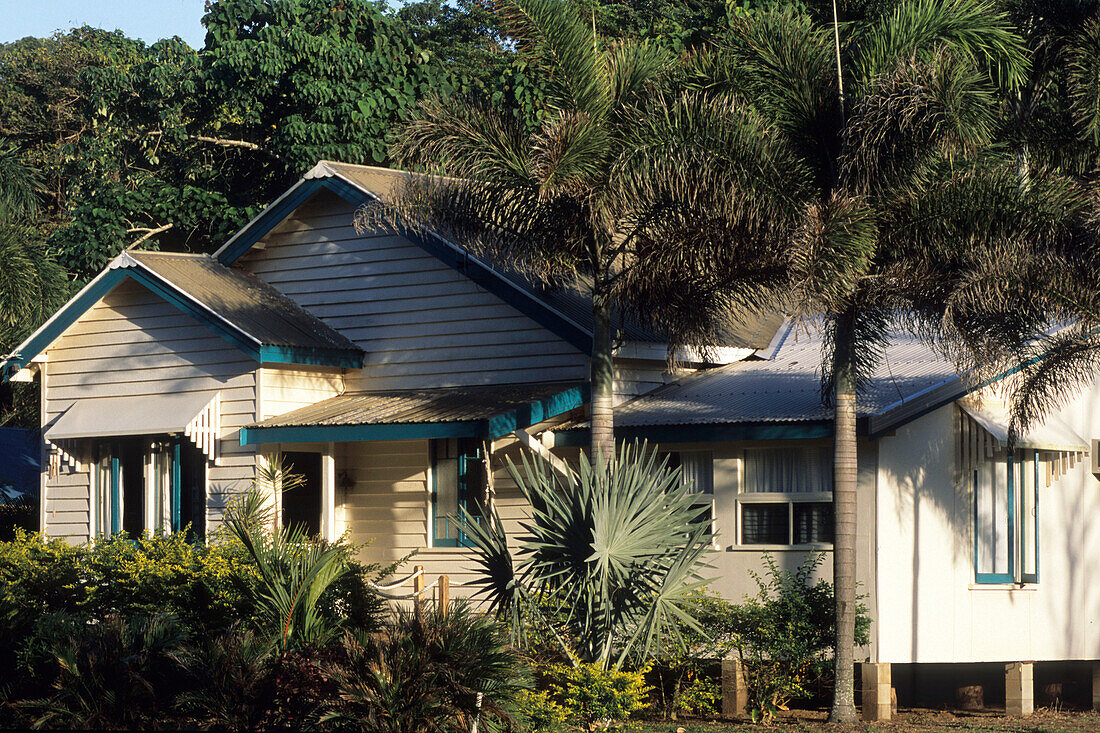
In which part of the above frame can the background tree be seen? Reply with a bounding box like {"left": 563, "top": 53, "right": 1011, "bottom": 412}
{"left": 680, "top": 0, "right": 1030, "bottom": 720}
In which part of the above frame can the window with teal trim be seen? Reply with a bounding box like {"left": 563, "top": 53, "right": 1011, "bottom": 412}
{"left": 431, "top": 438, "right": 488, "bottom": 547}
{"left": 92, "top": 437, "right": 206, "bottom": 541}
{"left": 974, "top": 449, "right": 1039, "bottom": 584}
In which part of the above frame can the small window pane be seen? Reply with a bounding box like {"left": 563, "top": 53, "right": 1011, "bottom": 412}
{"left": 679, "top": 451, "right": 713, "bottom": 494}
{"left": 794, "top": 502, "right": 834, "bottom": 544}
{"left": 976, "top": 456, "right": 1011, "bottom": 577}
{"left": 741, "top": 504, "right": 789, "bottom": 544}
{"left": 433, "top": 439, "right": 460, "bottom": 543}
{"left": 1021, "top": 452, "right": 1037, "bottom": 580}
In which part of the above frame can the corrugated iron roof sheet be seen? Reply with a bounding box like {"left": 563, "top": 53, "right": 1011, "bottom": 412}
{"left": 124, "top": 251, "right": 362, "bottom": 356}
{"left": 310, "top": 161, "right": 785, "bottom": 350}
{"left": 603, "top": 319, "right": 961, "bottom": 426}
{"left": 251, "top": 382, "right": 583, "bottom": 428}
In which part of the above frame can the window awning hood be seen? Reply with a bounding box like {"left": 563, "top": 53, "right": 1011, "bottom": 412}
{"left": 957, "top": 398, "right": 1088, "bottom": 453}
{"left": 46, "top": 392, "right": 221, "bottom": 461}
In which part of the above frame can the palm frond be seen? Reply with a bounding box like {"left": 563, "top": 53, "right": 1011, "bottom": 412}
{"left": 853, "top": 0, "right": 1029, "bottom": 90}
{"left": 842, "top": 49, "right": 998, "bottom": 195}
{"left": 494, "top": 0, "right": 609, "bottom": 116}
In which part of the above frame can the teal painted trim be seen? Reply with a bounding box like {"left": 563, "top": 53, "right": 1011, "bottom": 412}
{"left": 2, "top": 270, "right": 126, "bottom": 376}
{"left": 217, "top": 175, "right": 593, "bottom": 354}
{"left": 552, "top": 420, "right": 834, "bottom": 447}
{"left": 218, "top": 179, "right": 328, "bottom": 264}
{"left": 240, "top": 421, "right": 482, "bottom": 445}
{"left": 171, "top": 441, "right": 182, "bottom": 534}
{"left": 398, "top": 226, "right": 593, "bottom": 354}
{"left": 974, "top": 458, "right": 1016, "bottom": 585}
{"left": 110, "top": 454, "right": 121, "bottom": 537}
{"left": 0, "top": 263, "right": 362, "bottom": 379}
{"left": 1022, "top": 450, "right": 1039, "bottom": 584}
{"left": 487, "top": 385, "right": 590, "bottom": 439}
{"left": 257, "top": 344, "right": 364, "bottom": 369}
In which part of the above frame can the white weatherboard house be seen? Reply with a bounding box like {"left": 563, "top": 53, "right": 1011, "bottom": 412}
{"left": 6, "top": 161, "right": 1100, "bottom": 716}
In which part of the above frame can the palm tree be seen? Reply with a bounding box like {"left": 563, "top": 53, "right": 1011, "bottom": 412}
{"left": 679, "top": 1, "right": 1031, "bottom": 720}
{"left": 459, "top": 440, "right": 713, "bottom": 671}
{"left": 358, "top": 0, "right": 790, "bottom": 463}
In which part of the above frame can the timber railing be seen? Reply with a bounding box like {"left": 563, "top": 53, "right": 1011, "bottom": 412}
{"left": 365, "top": 564, "right": 451, "bottom": 613}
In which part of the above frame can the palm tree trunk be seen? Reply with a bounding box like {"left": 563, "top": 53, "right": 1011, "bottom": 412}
{"left": 590, "top": 291, "right": 615, "bottom": 465}
{"left": 829, "top": 309, "right": 858, "bottom": 724}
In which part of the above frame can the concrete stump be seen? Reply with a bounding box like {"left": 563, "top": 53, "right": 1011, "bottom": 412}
{"left": 861, "top": 662, "right": 892, "bottom": 722}
{"left": 956, "top": 684, "right": 984, "bottom": 710}
{"left": 721, "top": 658, "right": 748, "bottom": 718}
{"left": 1005, "top": 662, "right": 1034, "bottom": 717}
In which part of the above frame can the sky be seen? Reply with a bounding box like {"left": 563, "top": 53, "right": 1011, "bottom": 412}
{"left": 1, "top": 0, "right": 208, "bottom": 50}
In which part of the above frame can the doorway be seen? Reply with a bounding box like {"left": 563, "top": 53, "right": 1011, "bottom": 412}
{"left": 119, "top": 439, "right": 145, "bottom": 536}
{"left": 281, "top": 451, "right": 322, "bottom": 536}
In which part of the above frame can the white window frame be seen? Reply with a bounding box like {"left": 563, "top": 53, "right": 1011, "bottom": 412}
{"left": 735, "top": 446, "right": 834, "bottom": 548}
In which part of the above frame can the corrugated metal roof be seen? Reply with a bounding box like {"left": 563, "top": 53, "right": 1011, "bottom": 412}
{"left": 603, "top": 319, "right": 961, "bottom": 426}
{"left": 309, "top": 161, "right": 784, "bottom": 350}
{"left": 251, "top": 382, "right": 583, "bottom": 428}
{"left": 123, "top": 251, "right": 362, "bottom": 356}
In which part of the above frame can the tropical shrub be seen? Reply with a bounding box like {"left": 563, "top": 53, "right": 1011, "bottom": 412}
{"left": 546, "top": 662, "right": 649, "bottom": 731}
{"left": 26, "top": 614, "right": 185, "bottom": 730}
{"left": 171, "top": 626, "right": 275, "bottom": 731}
{"left": 729, "top": 554, "right": 870, "bottom": 723}
{"left": 221, "top": 486, "right": 353, "bottom": 650}
{"left": 461, "top": 441, "right": 713, "bottom": 671}
{"left": 323, "top": 601, "right": 526, "bottom": 732}
{"left": 648, "top": 589, "right": 737, "bottom": 719}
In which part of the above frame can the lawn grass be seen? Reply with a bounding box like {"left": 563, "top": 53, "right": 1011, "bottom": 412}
{"left": 634, "top": 708, "right": 1100, "bottom": 732}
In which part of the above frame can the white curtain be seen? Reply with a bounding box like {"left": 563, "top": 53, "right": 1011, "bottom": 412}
{"left": 743, "top": 447, "right": 832, "bottom": 493}
{"left": 976, "top": 456, "right": 1010, "bottom": 576}
{"left": 679, "top": 451, "right": 713, "bottom": 494}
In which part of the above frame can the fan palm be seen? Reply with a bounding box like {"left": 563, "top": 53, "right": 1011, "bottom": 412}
{"left": 358, "top": 0, "right": 791, "bottom": 463}
{"left": 676, "top": 0, "right": 1035, "bottom": 720}
{"left": 460, "top": 440, "right": 713, "bottom": 671}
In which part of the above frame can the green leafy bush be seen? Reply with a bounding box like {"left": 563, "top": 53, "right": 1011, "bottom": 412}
{"left": 171, "top": 626, "right": 275, "bottom": 730}
{"left": 729, "top": 553, "right": 870, "bottom": 723}
{"left": 547, "top": 662, "right": 649, "bottom": 730}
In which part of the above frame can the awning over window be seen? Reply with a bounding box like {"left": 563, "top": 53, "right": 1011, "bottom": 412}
{"left": 957, "top": 398, "right": 1088, "bottom": 453}
{"left": 46, "top": 392, "right": 221, "bottom": 462}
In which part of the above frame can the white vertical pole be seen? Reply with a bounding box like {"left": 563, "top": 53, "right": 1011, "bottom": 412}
{"left": 144, "top": 443, "right": 155, "bottom": 534}
{"left": 321, "top": 443, "right": 336, "bottom": 542}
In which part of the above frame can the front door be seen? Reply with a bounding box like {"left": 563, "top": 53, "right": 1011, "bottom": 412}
{"left": 281, "top": 451, "right": 322, "bottom": 536}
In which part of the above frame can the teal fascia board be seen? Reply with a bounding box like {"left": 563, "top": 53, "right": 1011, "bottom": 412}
{"left": 487, "top": 385, "right": 590, "bottom": 439}
{"left": 257, "top": 345, "right": 364, "bottom": 369}
{"left": 217, "top": 179, "right": 330, "bottom": 264}
{"left": 217, "top": 176, "right": 593, "bottom": 355}
{"left": 552, "top": 420, "right": 835, "bottom": 446}
{"left": 2, "top": 270, "right": 126, "bottom": 375}
{"left": 241, "top": 421, "right": 482, "bottom": 445}
{"left": 2, "top": 264, "right": 362, "bottom": 380}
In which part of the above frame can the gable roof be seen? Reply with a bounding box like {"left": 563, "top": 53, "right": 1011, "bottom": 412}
{"left": 214, "top": 160, "right": 784, "bottom": 356}
{"left": 1, "top": 250, "right": 364, "bottom": 379}
{"left": 554, "top": 319, "right": 969, "bottom": 443}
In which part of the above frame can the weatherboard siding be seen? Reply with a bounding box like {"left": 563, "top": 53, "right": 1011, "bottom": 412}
{"left": 240, "top": 191, "right": 588, "bottom": 391}
{"left": 41, "top": 279, "right": 260, "bottom": 541}
{"left": 258, "top": 365, "right": 345, "bottom": 421}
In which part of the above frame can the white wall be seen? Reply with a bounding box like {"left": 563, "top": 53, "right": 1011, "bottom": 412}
{"left": 875, "top": 389, "right": 1100, "bottom": 663}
